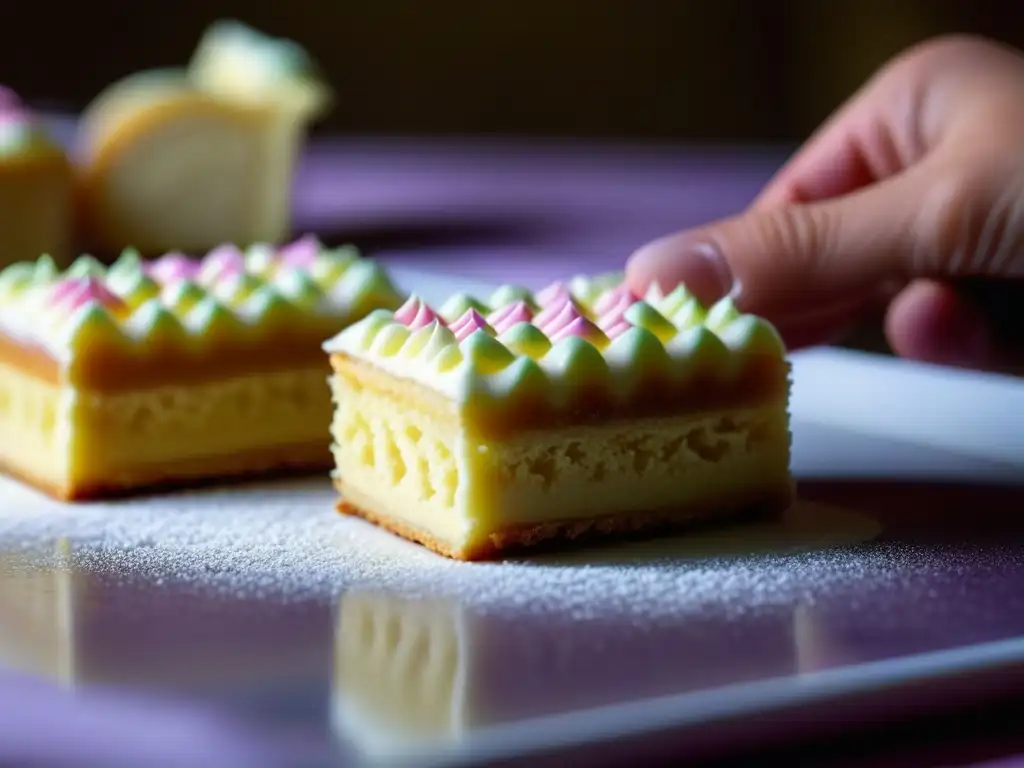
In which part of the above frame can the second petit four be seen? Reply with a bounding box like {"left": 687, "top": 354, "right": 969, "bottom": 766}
{"left": 0, "top": 236, "right": 401, "bottom": 500}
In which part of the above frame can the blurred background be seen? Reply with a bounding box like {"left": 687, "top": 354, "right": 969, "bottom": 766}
{"left": 3, "top": 0, "right": 1021, "bottom": 362}
{"left": 5, "top": 0, "right": 1024, "bottom": 141}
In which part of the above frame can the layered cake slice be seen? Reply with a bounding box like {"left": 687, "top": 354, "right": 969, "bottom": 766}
{"left": 324, "top": 276, "right": 793, "bottom": 560}
{"left": 0, "top": 236, "right": 401, "bottom": 500}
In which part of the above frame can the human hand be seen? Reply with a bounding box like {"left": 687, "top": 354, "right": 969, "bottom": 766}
{"left": 626, "top": 35, "right": 1024, "bottom": 371}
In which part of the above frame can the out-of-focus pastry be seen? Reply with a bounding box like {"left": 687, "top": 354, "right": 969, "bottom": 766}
{"left": 0, "top": 88, "right": 74, "bottom": 269}
{"left": 76, "top": 21, "right": 330, "bottom": 257}
{"left": 0, "top": 236, "right": 400, "bottom": 500}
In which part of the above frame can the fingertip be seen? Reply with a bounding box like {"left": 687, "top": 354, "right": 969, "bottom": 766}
{"left": 885, "top": 279, "right": 994, "bottom": 369}
{"left": 625, "top": 233, "right": 734, "bottom": 307}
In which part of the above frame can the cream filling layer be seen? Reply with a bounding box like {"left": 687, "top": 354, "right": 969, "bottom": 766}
{"left": 330, "top": 373, "right": 791, "bottom": 553}
{"left": 0, "top": 362, "right": 332, "bottom": 491}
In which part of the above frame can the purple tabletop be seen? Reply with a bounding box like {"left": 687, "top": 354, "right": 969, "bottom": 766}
{"left": 292, "top": 138, "right": 789, "bottom": 285}
{"left": 3, "top": 134, "right": 1024, "bottom": 768}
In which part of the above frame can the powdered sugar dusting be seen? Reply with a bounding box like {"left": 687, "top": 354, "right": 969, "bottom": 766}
{"left": 0, "top": 476, "right": 901, "bottom": 621}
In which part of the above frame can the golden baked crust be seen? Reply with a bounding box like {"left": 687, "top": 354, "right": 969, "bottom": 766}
{"left": 336, "top": 479, "right": 794, "bottom": 561}
{"left": 5, "top": 442, "right": 330, "bottom": 502}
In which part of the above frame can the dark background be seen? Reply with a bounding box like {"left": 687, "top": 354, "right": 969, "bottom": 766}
{"left": 5, "top": 0, "right": 1024, "bottom": 141}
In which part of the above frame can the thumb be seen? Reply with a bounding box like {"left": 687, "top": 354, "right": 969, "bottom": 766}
{"left": 626, "top": 162, "right": 946, "bottom": 326}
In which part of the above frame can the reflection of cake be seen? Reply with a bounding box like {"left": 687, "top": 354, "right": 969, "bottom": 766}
{"left": 76, "top": 21, "right": 330, "bottom": 257}
{"left": 0, "top": 541, "right": 329, "bottom": 694}
{"left": 324, "top": 276, "right": 793, "bottom": 560}
{"left": 0, "top": 88, "right": 74, "bottom": 269}
{"left": 0, "top": 236, "right": 401, "bottom": 500}
{"left": 332, "top": 590, "right": 798, "bottom": 759}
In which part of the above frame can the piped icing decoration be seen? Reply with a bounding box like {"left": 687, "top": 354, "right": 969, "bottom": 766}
{"left": 439, "top": 293, "right": 487, "bottom": 323}
{"left": 198, "top": 244, "right": 246, "bottom": 283}
{"left": 535, "top": 281, "right": 573, "bottom": 308}
{"left": 497, "top": 321, "right": 551, "bottom": 358}
{"left": 395, "top": 295, "right": 442, "bottom": 331}
{"left": 593, "top": 283, "right": 637, "bottom": 316}
{"left": 548, "top": 315, "right": 608, "bottom": 347}
{"left": 488, "top": 284, "right": 536, "bottom": 310}
{"left": 654, "top": 284, "right": 705, "bottom": 328}
{"left": 146, "top": 252, "right": 200, "bottom": 284}
{"left": 49, "top": 277, "right": 127, "bottom": 317}
{"left": 487, "top": 300, "right": 532, "bottom": 334}
{"left": 275, "top": 234, "right": 320, "bottom": 268}
{"left": 322, "top": 273, "right": 787, "bottom": 406}
{"left": 449, "top": 308, "right": 493, "bottom": 342}
{"left": 622, "top": 301, "right": 676, "bottom": 342}
{"left": 0, "top": 236, "right": 402, "bottom": 359}
{"left": 534, "top": 298, "right": 585, "bottom": 337}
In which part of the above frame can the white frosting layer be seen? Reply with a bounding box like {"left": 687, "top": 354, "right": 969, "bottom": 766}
{"left": 324, "top": 274, "right": 786, "bottom": 406}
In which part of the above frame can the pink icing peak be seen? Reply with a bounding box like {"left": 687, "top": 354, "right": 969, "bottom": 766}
{"left": 395, "top": 295, "right": 431, "bottom": 326}
{"left": 49, "top": 277, "right": 125, "bottom": 314}
{"left": 535, "top": 282, "right": 572, "bottom": 308}
{"left": 603, "top": 320, "right": 633, "bottom": 339}
{"left": 594, "top": 284, "right": 637, "bottom": 316}
{"left": 487, "top": 300, "right": 533, "bottom": 333}
{"left": 534, "top": 298, "right": 585, "bottom": 336}
{"left": 408, "top": 303, "right": 440, "bottom": 331}
{"left": 146, "top": 253, "right": 200, "bottom": 284}
{"left": 450, "top": 308, "right": 493, "bottom": 341}
{"left": 549, "top": 315, "right": 606, "bottom": 344}
{"left": 276, "top": 234, "right": 320, "bottom": 268}
{"left": 532, "top": 296, "right": 583, "bottom": 332}
{"left": 596, "top": 291, "right": 634, "bottom": 330}
{"left": 202, "top": 244, "right": 246, "bottom": 280}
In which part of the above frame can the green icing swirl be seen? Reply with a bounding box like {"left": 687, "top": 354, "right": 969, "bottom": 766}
{"left": 310, "top": 250, "right": 357, "bottom": 286}
{"left": 603, "top": 326, "right": 670, "bottom": 371}
{"left": 244, "top": 286, "right": 297, "bottom": 326}
{"left": 716, "top": 315, "right": 785, "bottom": 355}
{"left": 371, "top": 323, "right": 411, "bottom": 357}
{"left": 110, "top": 272, "right": 161, "bottom": 304}
{"left": 130, "top": 300, "right": 185, "bottom": 343}
{"left": 497, "top": 322, "right": 551, "bottom": 358}
{"left": 187, "top": 297, "right": 246, "bottom": 336}
{"left": 163, "top": 280, "right": 206, "bottom": 312}
{"left": 705, "top": 296, "right": 742, "bottom": 331}
{"left": 542, "top": 335, "right": 609, "bottom": 383}
{"left": 623, "top": 301, "right": 675, "bottom": 341}
{"left": 664, "top": 326, "right": 730, "bottom": 377}
{"left": 58, "top": 302, "right": 124, "bottom": 353}
{"left": 108, "top": 248, "right": 143, "bottom": 278}
{"left": 460, "top": 331, "right": 515, "bottom": 374}
{"left": 438, "top": 293, "right": 487, "bottom": 322}
{"left": 488, "top": 284, "right": 535, "bottom": 309}
{"left": 420, "top": 321, "right": 458, "bottom": 361}
{"left": 66, "top": 255, "right": 106, "bottom": 279}
{"left": 0, "top": 261, "right": 40, "bottom": 295}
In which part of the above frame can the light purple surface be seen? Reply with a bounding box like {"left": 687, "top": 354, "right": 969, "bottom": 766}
{"left": 293, "top": 138, "right": 788, "bottom": 285}
{"left": 3, "top": 134, "right": 1024, "bottom": 767}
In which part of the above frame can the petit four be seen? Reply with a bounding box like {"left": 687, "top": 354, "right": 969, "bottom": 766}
{"left": 0, "top": 88, "right": 74, "bottom": 269}
{"left": 324, "top": 276, "right": 793, "bottom": 560}
{"left": 0, "top": 236, "right": 401, "bottom": 499}
{"left": 76, "top": 21, "right": 330, "bottom": 257}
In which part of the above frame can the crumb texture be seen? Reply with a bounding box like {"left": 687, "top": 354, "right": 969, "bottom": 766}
{"left": 330, "top": 364, "right": 791, "bottom": 558}
{"left": 330, "top": 373, "right": 465, "bottom": 543}
{"left": 0, "top": 364, "right": 332, "bottom": 496}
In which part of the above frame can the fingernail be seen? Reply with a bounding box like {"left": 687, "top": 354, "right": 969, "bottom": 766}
{"left": 631, "top": 238, "right": 735, "bottom": 306}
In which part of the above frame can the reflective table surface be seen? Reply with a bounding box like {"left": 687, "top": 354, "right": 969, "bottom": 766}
{"left": 1, "top": 417, "right": 1023, "bottom": 767}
